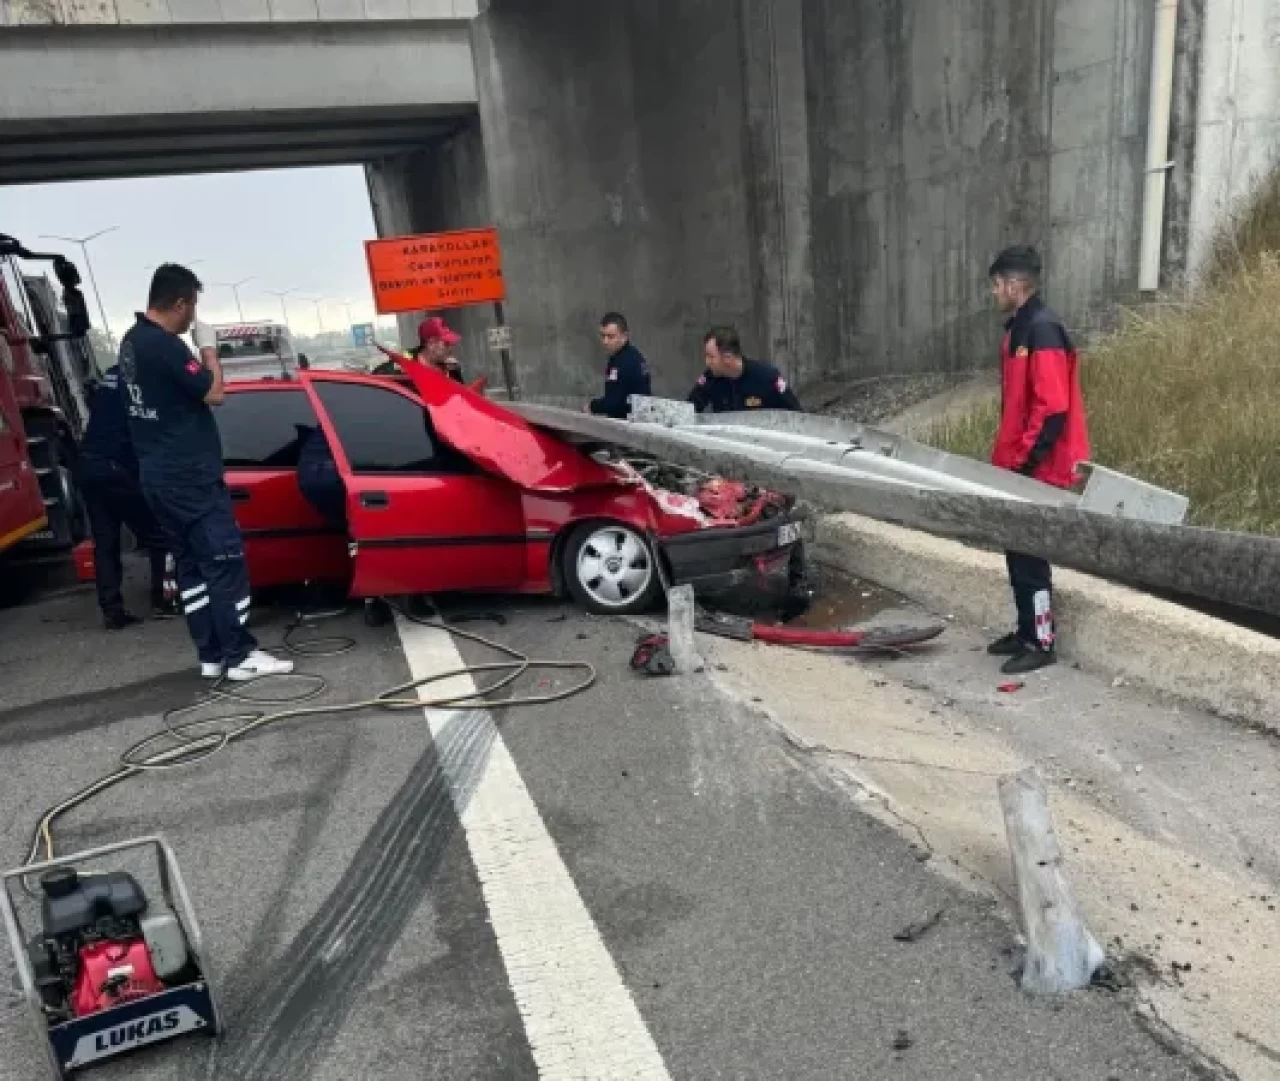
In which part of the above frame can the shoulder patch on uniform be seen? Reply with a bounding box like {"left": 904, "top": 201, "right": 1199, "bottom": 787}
{"left": 696, "top": 374, "right": 707, "bottom": 386}
{"left": 606, "top": 367, "right": 618, "bottom": 382}
{"left": 775, "top": 377, "right": 787, "bottom": 392}
{"left": 186, "top": 360, "right": 201, "bottom": 375}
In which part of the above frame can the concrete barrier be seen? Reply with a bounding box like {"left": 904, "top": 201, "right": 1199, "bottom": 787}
{"left": 815, "top": 513, "right": 1280, "bottom": 734}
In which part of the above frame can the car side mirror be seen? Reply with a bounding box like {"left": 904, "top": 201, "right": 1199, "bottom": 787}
{"left": 63, "top": 286, "right": 90, "bottom": 338}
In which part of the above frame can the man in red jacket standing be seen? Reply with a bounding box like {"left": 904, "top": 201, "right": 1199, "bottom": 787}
{"left": 986, "top": 245, "right": 1090, "bottom": 675}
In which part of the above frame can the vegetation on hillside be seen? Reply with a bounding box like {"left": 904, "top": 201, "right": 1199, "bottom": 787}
{"left": 927, "top": 175, "right": 1280, "bottom": 537}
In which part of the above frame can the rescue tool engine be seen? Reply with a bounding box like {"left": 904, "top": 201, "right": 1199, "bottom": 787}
{"left": 2, "top": 837, "right": 221, "bottom": 1079}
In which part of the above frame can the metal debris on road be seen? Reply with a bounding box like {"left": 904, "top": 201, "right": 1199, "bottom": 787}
{"left": 894, "top": 908, "right": 945, "bottom": 943}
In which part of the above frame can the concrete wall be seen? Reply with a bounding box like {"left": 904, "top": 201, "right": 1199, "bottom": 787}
{"left": 804, "top": 0, "right": 1154, "bottom": 374}
{"left": 446, "top": 0, "right": 1280, "bottom": 399}
{"left": 1184, "top": 0, "right": 1280, "bottom": 277}
{"left": 469, "top": 0, "right": 778, "bottom": 401}
{"left": 463, "top": 0, "right": 1168, "bottom": 401}
{"left": 0, "top": 0, "right": 474, "bottom": 25}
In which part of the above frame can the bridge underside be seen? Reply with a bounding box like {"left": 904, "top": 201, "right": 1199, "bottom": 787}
{"left": 0, "top": 22, "right": 476, "bottom": 185}
{"left": 0, "top": 107, "right": 468, "bottom": 185}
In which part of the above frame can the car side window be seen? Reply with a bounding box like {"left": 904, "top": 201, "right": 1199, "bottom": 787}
{"left": 314, "top": 381, "right": 466, "bottom": 475}
{"left": 216, "top": 389, "right": 319, "bottom": 469}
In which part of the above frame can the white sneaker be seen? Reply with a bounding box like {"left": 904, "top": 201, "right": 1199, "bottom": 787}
{"left": 200, "top": 662, "right": 224, "bottom": 679}
{"left": 225, "top": 650, "right": 295, "bottom": 682}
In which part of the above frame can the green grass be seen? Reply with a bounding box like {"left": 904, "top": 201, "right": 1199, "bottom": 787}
{"left": 927, "top": 179, "right": 1280, "bottom": 537}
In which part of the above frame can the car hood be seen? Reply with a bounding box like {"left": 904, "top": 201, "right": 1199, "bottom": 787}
{"left": 402, "top": 360, "right": 625, "bottom": 492}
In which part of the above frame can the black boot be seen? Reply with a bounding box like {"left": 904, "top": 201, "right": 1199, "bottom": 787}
{"left": 1001, "top": 645, "right": 1057, "bottom": 675}
{"left": 987, "top": 631, "right": 1023, "bottom": 656}
{"left": 104, "top": 609, "right": 142, "bottom": 631}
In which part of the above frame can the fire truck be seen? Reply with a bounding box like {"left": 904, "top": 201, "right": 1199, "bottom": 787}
{"left": 0, "top": 233, "right": 100, "bottom": 566}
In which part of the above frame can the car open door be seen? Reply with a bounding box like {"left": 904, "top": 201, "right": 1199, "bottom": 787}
{"left": 300, "top": 372, "right": 528, "bottom": 599}
{"left": 214, "top": 383, "right": 349, "bottom": 589}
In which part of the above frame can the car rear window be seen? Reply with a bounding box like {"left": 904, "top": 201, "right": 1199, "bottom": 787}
{"left": 314, "top": 381, "right": 462, "bottom": 474}
{"left": 217, "top": 388, "right": 320, "bottom": 469}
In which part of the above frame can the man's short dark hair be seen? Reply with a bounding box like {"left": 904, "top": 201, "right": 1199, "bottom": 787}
{"left": 989, "top": 245, "right": 1042, "bottom": 285}
{"left": 703, "top": 326, "right": 742, "bottom": 357}
{"left": 600, "top": 311, "right": 629, "bottom": 333}
{"left": 148, "top": 263, "right": 203, "bottom": 311}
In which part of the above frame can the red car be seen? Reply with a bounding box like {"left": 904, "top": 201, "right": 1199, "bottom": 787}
{"left": 195, "top": 362, "right": 806, "bottom": 615}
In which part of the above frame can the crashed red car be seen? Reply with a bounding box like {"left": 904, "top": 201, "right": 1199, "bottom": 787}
{"left": 183, "top": 361, "right": 807, "bottom": 615}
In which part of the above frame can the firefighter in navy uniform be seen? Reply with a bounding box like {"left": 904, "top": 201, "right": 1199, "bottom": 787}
{"left": 985, "top": 245, "right": 1090, "bottom": 675}
{"left": 120, "top": 263, "right": 294, "bottom": 682}
{"left": 74, "top": 364, "right": 176, "bottom": 629}
{"left": 588, "top": 311, "right": 651, "bottom": 419}
{"left": 688, "top": 326, "right": 802, "bottom": 414}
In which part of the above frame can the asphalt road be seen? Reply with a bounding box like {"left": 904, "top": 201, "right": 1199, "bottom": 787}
{"left": 0, "top": 564, "right": 1205, "bottom": 1079}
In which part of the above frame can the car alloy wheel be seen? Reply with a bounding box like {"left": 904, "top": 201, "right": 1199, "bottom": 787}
{"left": 570, "top": 523, "right": 657, "bottom": 614}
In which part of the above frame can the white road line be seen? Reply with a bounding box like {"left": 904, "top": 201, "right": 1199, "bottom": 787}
{"left": 394, "top": 616, "right": 672, "bottom": 1081}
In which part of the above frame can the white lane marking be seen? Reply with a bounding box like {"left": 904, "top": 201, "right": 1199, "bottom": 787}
{"left": 395, "top": 616, "right": 672, "bottom": 1080}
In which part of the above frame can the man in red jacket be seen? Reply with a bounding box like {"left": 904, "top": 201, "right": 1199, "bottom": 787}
{"left": 986, "top": 246, "right": 1090, "bottom": 675}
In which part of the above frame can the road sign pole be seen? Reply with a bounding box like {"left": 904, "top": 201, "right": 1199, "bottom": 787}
{"left": 493, "top": 301, "right": 519, "bottom": 401}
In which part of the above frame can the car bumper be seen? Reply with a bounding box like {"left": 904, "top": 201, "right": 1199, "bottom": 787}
{"left": 658, "top": 515, "right": 808, "bottom": 594}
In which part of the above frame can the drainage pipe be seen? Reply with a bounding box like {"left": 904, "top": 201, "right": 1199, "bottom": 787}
{"left": 1139, "top": 0, "right": 1181, "bottom": 292}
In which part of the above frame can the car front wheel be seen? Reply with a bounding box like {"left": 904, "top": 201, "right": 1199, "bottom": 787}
{"left": 564, "top": 522, "right": 661, "bottom": 615}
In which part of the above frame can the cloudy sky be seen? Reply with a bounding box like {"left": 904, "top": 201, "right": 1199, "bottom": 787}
{"left": 0, "top": 165, "right": 381, "bottom": 341}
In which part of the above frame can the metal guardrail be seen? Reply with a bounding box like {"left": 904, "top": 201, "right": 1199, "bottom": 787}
{"left": 510, "top": 400, "right": 1278, "bottom": 616}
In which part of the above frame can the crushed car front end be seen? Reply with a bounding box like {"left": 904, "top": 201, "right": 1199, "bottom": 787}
{"left": 623, "top": 462, "right": 812, "bottom": 612}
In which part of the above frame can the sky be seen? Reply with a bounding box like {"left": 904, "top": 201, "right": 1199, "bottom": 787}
{"left": 0, "top": 165, "right": 383, "bottom": 342}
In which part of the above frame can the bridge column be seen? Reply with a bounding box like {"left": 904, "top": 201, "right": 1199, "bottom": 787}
{"left": 470, "top": 0, "right": 816, "bottom": 402}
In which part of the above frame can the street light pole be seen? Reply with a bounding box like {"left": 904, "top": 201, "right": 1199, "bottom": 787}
{"left": 213, "top": 277, "right": 255, "bottom": 321}
{"left": 41, "top": 226, "right": 119, "bottom": 350}
{"left": 307, "top": 298, "right": 326, "bottom": 335}
{"left": 265, "top": 288, "right": 298, "bottom": 327}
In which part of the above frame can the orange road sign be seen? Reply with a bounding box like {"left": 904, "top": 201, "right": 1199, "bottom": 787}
{"left": 365, "top": 228, "right": 506, "bottom": 314}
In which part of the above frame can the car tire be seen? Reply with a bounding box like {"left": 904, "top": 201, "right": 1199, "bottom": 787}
{"left": 563, "top": 521, "right": 661, "bottom": 616}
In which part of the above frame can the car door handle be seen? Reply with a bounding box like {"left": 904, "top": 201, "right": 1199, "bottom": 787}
{"left": 360, "top": 491, "right": 390, "bottom": 509}
{"left": 228, "top": 487, "right": 250, "bottom": 503}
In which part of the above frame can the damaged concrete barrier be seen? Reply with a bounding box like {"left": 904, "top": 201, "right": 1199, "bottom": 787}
{"left": 999, "top": 767, "right": 1105, "bottom": 993}
{"left": 666, "top": 585, "right": 704, "bottom": 674}
{"left": 815, "top": 513, "right": 1280, "bottom": 733}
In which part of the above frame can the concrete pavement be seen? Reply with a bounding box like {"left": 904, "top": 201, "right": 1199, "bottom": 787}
{"left": 0, "top": 566, "right": 1208, "bottom": 1079}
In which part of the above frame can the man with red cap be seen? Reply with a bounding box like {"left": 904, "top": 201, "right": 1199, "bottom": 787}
{"left": 374, "top": 316, "right": 465, "bottom": 381}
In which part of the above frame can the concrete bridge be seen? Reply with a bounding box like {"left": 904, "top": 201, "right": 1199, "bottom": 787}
{"left": 3, "top": 0, "right": 1278, "bottom": 399}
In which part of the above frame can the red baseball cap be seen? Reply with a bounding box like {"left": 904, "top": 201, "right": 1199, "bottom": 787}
{"left": 418, "top": 317, "right": 461, "bottom": 346}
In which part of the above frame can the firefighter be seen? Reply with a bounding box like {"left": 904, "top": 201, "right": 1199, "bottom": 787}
{"left": 373, "top": 317, "right": 465, "bottom": 381}
{"left": 688, "top": 326, "right": 802, "bottom": 414}
{"left": 296, "top": 424, "right": 346, "bottom": 531}
{"left": 74, "top": 364, "right": 177, "bottom": 629}
{"left": 985, "top": 245, "right": 1090, "bottom": 675}
{"left": 588, "top": 311, "right": 651, "bottom": 419}
{"left": 120, "top": 264, "right": 293, "bottom": 682}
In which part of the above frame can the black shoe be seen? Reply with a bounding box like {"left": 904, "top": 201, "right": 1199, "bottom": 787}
{"left": 104, "top": 610, "right": 142, "bottom": 631}
{"left": 151, "top": 598, "right": 181, "bottom": 620}
{"left": 1001, "top": 647, "right": 1057, "bottom": 675}
{"left": 987, "top": 631, "right": 1023, "bottom": 656}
